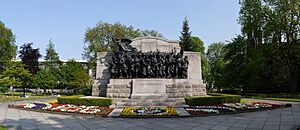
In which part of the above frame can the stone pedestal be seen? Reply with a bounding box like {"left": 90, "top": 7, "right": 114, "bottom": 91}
{"left": 106, "top": 79, "right": 132, "bottom": 98}
{"left": 131, "top": 79, "right": 167, "bottom": 99}
{"left": 106, "top": 78, "right": 206, "bottom": 99}
{"left": 92, "top": 52, "right": 113, "bottom": 96}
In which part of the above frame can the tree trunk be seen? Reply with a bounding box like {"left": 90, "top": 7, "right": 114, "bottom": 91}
{"left": 23, "top": 87, "right": 26, "bottom": 96}
{"left": 217, "top": 87, "right": 221, "bottom": 93}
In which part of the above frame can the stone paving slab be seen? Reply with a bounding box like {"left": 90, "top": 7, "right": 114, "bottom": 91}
{"left": 1, "top": 99, "right": 300, "bottom": 130}
{"left": 108, "top": 108, "right": 123, "bottom": 117}
{"left": 175, "top": 108, "right": 190, "bottom": 116}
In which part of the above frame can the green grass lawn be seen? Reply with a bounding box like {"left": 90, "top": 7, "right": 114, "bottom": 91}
{"left": 0, "top": 91, "right": 55, "bottom": 102}
{"left": 0, "top": 95, "right": 52, "bottom": 102}
{"left": 0, "top": 125, "right": 6, "bottom": 130}
{"left": 0, "top": 91, "right": 86, "bottom": 102}
{"left": 243, "top": 93, "right": 300, "bottom": 102}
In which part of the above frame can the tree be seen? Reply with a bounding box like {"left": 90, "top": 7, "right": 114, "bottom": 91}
{"left": 33, "top": 69, "right": 56, "bottom": 94}
{"left": 45, "top": 39, "right": 60, "bottom": 65}
{"left": 206, "top": 42, "right": 226, "bottom": 92}
{"left": 239, "top": 0, "right": 264, "bottom": 48}
{"left": 19, "top": 43, "right": 42, "bottom": 75}
{"left": 0, "top": 21, "right": 17, "bottom": 71}
{"left": 234, "top": 0, "right": 300, "bottom": 93}
{"left": 44, "top": 39, "right": 61, "bottom": 88}
{"left": 223, "top": 36, "right": 248, "bottom": 91}
{"left": 262, "top": 0, "right": 300, "bottom": 92}
{"left": 83, "top": 21, "right": 163, "bottom": 76}
{"left": 179, "top": 17, "right": 192, "bottom": 51}
{"left": 140, "top": 29, "right": 163, "bottom": 37}
{"left": 61, "top": 59, "right": 91, "bottom": 93}
{"left": 0, "top": 62, "right": 32, "bottom": 95}
{"left": 190, "top": 36, "right": 205, "bottom": 52}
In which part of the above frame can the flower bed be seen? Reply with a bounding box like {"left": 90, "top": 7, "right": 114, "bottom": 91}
{"left": 185, "top": 102, "right": 285, "bottom": 116}
{"left": 13, "top": 102, "right": 113, "bottom": 116}
{"left": 120, "top": 107, "right": 178, "bottom": 117}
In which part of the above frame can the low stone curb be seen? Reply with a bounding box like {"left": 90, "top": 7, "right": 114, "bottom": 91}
{"left": 108, "top": 108, "right": 123, "bottom": 117}
{"left": 8, "top": 105, "right": 111, "bottom": 117}
{"left": 7, "top": 103, "right": 291, "bottom": 118}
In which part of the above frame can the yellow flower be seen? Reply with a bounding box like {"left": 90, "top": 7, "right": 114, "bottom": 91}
{"left": 46, "top": 100, "right": 58, "bottom": 104}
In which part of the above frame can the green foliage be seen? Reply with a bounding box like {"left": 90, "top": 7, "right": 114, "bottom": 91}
{"left": 61, "top": 59, "right": 91, "bottom": 91}
{"left": 185, "top": 93, "right": 241, "bottom": 106}
{"left": 222, "top": 0, "right": 300, "bottom": 93}
{"left": 33, "top": 69, "right": 56, "bottom": 92}
{"left": 179, "top": 17, "right": 192, "bottom": 51}
{"left": 0, "top": 86, "right": 8, "bottom": 93}
{"left": 206, "top": 42, "right": 226, "bottom": 92}
{"left": 0, "top": 21, "right": 17, "bottom": 71}
{"left": 83, "top": 21, "right": 163, "bottom": 76}
{"left": 19, "top": 43, "right": 42, "bottom": 75}
{"left": 45, "top": 39, "right": 61, "bottom": 65}
{"left": 44, "top": 39, "right": 62, "bottom": 89}
{"left": 140, "top": 29, "right": 163, "bottom": 37}
{"left": 57, "top": 97, "right": 112, "bottom": 107}
{"left": 0, "top": 125, "right": 6, "bottom": 130}
{"left": 0, "top": 62, "right": 32, "bottom": 95}
{"left": 190, "top": 36, "right": 205, "bottom": 53}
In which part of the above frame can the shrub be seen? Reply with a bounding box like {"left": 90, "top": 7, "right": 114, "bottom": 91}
{"left": 185, "top": 93, "right": 241, "bottom": 106}
{"left": 0, "top": 86, "right": 8, "bottom": 93}
{"left": 221, "top": 89, "right": 242, "bottom": 95}
{"left": 57, "top": 97, "right": 112, "bottom": 107}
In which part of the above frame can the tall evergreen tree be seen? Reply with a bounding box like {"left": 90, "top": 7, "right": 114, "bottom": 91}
{"left": 45, "top": 39, "right": 60, "bottom": 64}
{"left": 19, "top": 43, "right": 42, "bottom": 75}
{"left": 44, "top": 39, "right": 61, "bottom": 90}
{"left": 179, "top": 17, "right": 192, "bottom": 51}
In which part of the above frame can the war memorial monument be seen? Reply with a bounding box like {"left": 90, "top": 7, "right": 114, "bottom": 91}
{"left": 92, "top": 36, "right": 206, "bottom": 106}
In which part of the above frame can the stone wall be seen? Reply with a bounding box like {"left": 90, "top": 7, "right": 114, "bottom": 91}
{"left": 131, "top": 36, "right": 180, "bottom": 52}
{"left": 106, "top": 79, "right": 131, "bottom": 98}
{"left": 92, "top": 52, "right": 112, "bottom": 96}
{"left": 105, "top": 79, "right": 206, "bottom": 98}
{"left": 184, "top": 52, "right": 203, "bottom": 83}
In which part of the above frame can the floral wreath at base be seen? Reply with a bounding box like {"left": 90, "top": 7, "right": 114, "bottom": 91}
{"left": 120, "top": 107, "right": 178, "bottom": 117}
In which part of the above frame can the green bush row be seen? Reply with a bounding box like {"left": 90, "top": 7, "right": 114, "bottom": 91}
{"left": 57, "top": 97, "right": 113, "bottom": 107}
{"left": 185, "top": 93, "right": 241, "bottom": 106}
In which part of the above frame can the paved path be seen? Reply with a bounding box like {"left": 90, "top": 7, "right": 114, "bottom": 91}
{"left": 0, "top": 99, "right": 300, "bottom": 130}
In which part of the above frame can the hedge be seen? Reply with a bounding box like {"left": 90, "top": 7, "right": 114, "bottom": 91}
{"left": 57, "top": 97, "right": 113, "bottom": 107}
{"left": 185, "top": 93, "right": 241, "bottom": 106}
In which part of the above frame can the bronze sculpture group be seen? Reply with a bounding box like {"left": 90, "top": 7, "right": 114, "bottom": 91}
{"left": 109, "top": 39, "right": 189, "bottom": 79}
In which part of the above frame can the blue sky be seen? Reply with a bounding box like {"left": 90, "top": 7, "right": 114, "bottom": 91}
{"left": 0, "top": 0, "right": 241, "bottom": 60}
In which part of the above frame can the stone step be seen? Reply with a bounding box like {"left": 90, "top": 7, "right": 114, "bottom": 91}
{"left": 131, "top": 94, "right": 167, "bottom": 99}
{"left": 116, "top": 98, "right": 186, "bottom": 107}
